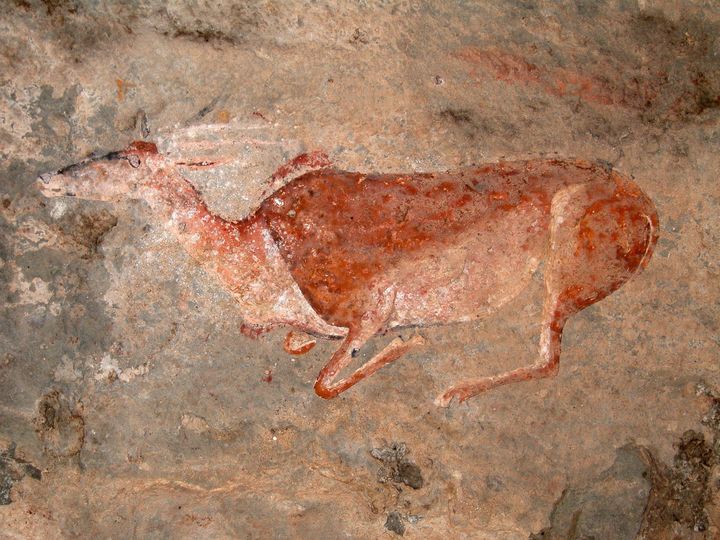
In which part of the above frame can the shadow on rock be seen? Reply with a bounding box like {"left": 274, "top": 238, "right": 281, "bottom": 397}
{"left": 531, "top": 385, "right": 720, "bottom": 539}
{"left": 0, "top": 442, "right": 42, "bottom": 505}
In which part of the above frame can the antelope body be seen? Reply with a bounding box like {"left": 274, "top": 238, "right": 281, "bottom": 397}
{"left": 38, "top": 142, "right": 658, "bottom": 405}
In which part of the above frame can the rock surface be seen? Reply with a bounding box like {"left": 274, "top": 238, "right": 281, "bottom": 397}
{"left": 1, "top": 0, "right": 719, "bottom": 537}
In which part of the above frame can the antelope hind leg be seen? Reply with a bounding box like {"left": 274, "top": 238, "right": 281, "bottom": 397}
{"left": 434, "top": 297, "right": 566, "bottom": 407}
{"left": 434, "top": 179, "right": 652, "bottom": 406}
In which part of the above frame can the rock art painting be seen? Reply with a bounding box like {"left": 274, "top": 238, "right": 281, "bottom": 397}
{"left": 37, "top": 141, "right": 658, "bottom": 406}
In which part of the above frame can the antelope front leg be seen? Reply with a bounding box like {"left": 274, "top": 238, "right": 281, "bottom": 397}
{"left": 314, "top": 287, "right": 426, "bottom": 399}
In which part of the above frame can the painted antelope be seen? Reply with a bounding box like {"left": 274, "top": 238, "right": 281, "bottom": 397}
{"left": 37, "top": 141, "right": 658, "bottom": 406}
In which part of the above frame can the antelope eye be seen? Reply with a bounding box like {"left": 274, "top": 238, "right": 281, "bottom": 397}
{"left": 128, "top": 155, "right": 141, "bottom": 168}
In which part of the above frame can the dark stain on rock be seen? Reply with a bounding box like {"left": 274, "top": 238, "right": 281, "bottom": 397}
{"left": 58, "top": 209, "right": 118, "bottom": 258}
{"left": 165, "top": 5, "right": 264, "bottom": 47}
{"left": 439, "top": 107, "right": 476, "bottom": 127}
{"left": 628, "top": 11, "right": 720, "bottom": 121}
{"left": 371, "top": 442, "right": 424, "bottom": 490}
{"left": 690, "top": 72, "right": 720, "bottom": 116}
{"left": 574, "top": 0, "right": 600, "bottom": 18}
{"left": 532, "top": 386, "right": 720, "bottom": 539}
{"left": 10, "top": 0, "right": 33, "bottom": 9}
{"left": 438, "top": 107, "right": 484, "bottom": 141}
{"left": 33, "top": 390, "right": 85, "bottom": 457}
{"left": 171, "top": 27, "right": 239, "bottom": 45}
{"left": 636, "top": 386, "right": 720, "bottom": 538}
{"left": 637, "top": 431, "right": 714, "bottom": 536}
{"left": 189, "top": 95, "right": 223, "bottom": 123}
{"left": 1, "top": 442, "right": 42, "bottom": 505}
{"left": 485, "top": 474, "right": 505, "bottom": 492}
{"left": 385, "top": 511, "right": 405, "bottom": 536}
{"left": 197, "top": 103, "right": 214, "bottom": 118}
{"left": 396, "top": 461, "right": 424, "bottom": 490}
{"left": 40, "top": 0, "right": 79, "bottom": 16}
{"left": 350, "top": 28, "right": 369, "bottom": 45}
